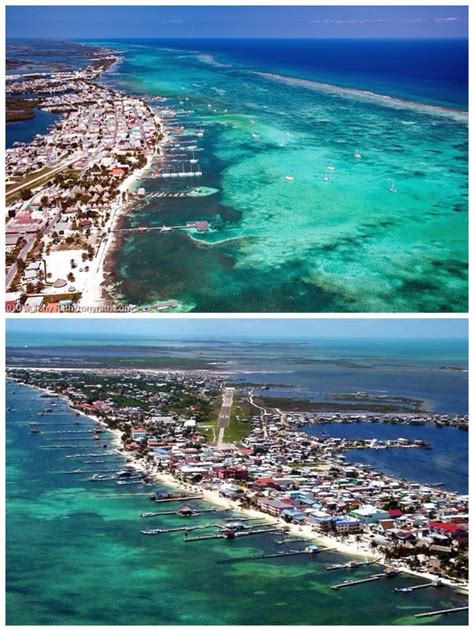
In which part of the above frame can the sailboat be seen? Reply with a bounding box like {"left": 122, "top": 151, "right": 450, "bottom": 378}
{"left": 323, "top": 172, "right": 330, "bottom": 182}
{"left": 354, "top": 149, "right": 362, "bottom": 159}
{"left": 388, "top": 180, "right": 397, "bottom": 193}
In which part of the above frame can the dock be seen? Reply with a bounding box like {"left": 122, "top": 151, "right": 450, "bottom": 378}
{"left": 414, "top": 606, "right": 468, "bottom": 618}
{"left": 331, "top": 571, "right": 399, "bottom": 590}
{"left": 216, "top": 547, "right": 331, "bottom": 564}
{"left": 140, "top": 507, "right": 228, "bottom": 518}
{"left": 395, "top": 580, "right": 442, "bottom": 593}
{"left": 331, "top": 575, "right": 382, "bottom": 590}
{"left": 184, "top": 527, "right": 282, "bottom": 542}
{"left": 141, "top": 524, "right": 212, "bottom": 535}
{"left": 326, "top": 560, "right": 378, "bottom": 571}
{"left": 152, "top": 495, "right": 203, "bottom": 504}
{"left": 114, "top": 221, "right": 209, "bottom": 234}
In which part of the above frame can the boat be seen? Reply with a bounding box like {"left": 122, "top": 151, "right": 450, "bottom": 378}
{"left": 323, "top": 173, "right": 330, "bottom": 182}
{"left": 284, "top": 175, "right": 294, "bottom": 181}
{"left": 89, "top": 474, "right": 114, "bottom": 481}
{"left": 354, "top": 149, "right": 362, "bottom": 159}
{"left": 304, "top": 545, "right": 320, "bottom": 554}
{"left": 30, "top": 427, "right": 40, "bottom": 434}
{"left": 327, "top": 165, "right": 335, "bottom": 171}
{"left": 388, "top": 180, "right": 397, "bottom": 193}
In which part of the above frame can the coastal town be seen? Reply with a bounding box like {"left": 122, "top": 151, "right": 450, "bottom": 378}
{"left": 7, "top": 365, "right": 468, "bottom": 599}
{"left": 5, "top": 44, "right": 172, "bottom": 312}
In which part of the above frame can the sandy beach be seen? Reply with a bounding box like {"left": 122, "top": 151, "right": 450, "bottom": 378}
{"left": 11, "top": 375, "right": 468, "bottom": 595}
{"left": 81, "top": 148, "right": 159, "bottom": 310}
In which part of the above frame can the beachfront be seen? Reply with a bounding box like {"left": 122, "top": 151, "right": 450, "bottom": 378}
{"left": 7, "top": 366, "right": 468, "bottom": 594}
{"left": 5, "top": 44, "right": 164, "bottom": 312}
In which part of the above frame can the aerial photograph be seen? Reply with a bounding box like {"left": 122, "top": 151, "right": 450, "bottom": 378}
{"left": 5, "top": 5, "right": 468, "bottom": 312}
{"left": 6, "top": 317, "right": 468, "bottom": 624}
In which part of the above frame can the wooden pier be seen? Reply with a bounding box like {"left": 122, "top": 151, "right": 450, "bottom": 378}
{"left": 140, "top": 507, "right": 228, "bottom": 518}
{"left": 216, "top": 547, "right": 331, "bottom": 564}
{"left": 326, "top": 560, "right": 378, "bottom": 571}
{"left": 141, "top": 524, "right": 212, "bottom": 536}
{"left": 184, "top": 527, "right": 282, "bottom": 542}
{"left": 395, "top": 581, "right": 442, "bottom": 593}
{"left": 152, "top": 495, "right": 203, "bottom": 504}
{"left": 114, "top": 221, "right": 209, "bottom": 235}
{"left": 414, "top": 606, "right": 468, "bottom": 619}
{"left": 331, "top": 571, "right": 399, "bottom": 590}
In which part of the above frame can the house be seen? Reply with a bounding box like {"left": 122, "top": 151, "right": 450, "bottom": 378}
{"left": 259, "top": 498, "right": 293, "bottom": 516}
{"left": 216, "top": 467, "right": 248, "bottom": 480}
{"left": 334, "top": 517, "right": 362, "bottom": 534}
{"left": 349, "top": 505, "right": 390, "bottom": 524}
{"left": 131, "top": 427, "right": 147, "bottom": 441}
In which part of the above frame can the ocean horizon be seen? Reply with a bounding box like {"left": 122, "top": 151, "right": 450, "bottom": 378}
{"left": 6, "top": 37, "right": 468, "bottom": 312}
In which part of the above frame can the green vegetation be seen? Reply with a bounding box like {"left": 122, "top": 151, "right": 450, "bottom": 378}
{"left": 6, "top": 166, "right": 56, "bottom": 204}
{"left": 259, "top": 396, "right": 427, "bottom": 414}
{"left": 224, "top": 398, "right": 252, "bottom": 443}
{"left": 6, "top": 97, "right": 42, "bottom": 122}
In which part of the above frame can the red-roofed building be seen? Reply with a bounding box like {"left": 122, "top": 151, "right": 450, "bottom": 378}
{"left": 216, "top": 467, "right": 248, "bottom": 480}
{"left": 429, "top": 521, "right": 468, "bottom": 540}
{"left": 252, "top": 477, "right": 282, "bottom": 490}
{"left": 111, "top": 167, "right": 125, "bottom": 177}
{"left": 388, "top": 509, "right": 404, "bottom": 518}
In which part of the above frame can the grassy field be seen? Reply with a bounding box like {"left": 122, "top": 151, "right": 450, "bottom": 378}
{"left": 258, "top": 396, "right": 427, "bottom": 414}
{"left": 6, "top": 167, "right": 55, "bottom": 204}
{"left": 198, "top": 398, "right": 222, "bottom": 444}
{"left": 224, "top": 397, "right": 253, "bottom": 443}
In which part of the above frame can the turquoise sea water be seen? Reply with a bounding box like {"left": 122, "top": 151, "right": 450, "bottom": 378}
{"left": 85, "top": 38, "right": 468, "bottom": 312}
{"left": 6, "top": 381, "right": 468, "bottom": 625}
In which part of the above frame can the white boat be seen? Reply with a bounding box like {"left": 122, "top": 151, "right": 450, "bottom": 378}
{"left": 354, "top": 149, "right": 362, "bottom": 159}
{"left": 323, "top": 173, "right": 330, "bottom": 182}
{"left": 285, "top": 175, "right": 294, "bottom": 181}
{"left": 327, "top": 164, "right": 335, "bottom": 171}
{"left": 388, "top": 180, "right": 397, "bottom": 193}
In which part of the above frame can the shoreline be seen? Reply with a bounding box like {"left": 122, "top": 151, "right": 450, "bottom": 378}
{"left": 7, "top": 376, "right": 468, "bottom": 594}
{"left": 81, "top": 151, "right": 157, "bottom": 309}
{"left": 6, "top": 43, "right": 165, "bottom": 311}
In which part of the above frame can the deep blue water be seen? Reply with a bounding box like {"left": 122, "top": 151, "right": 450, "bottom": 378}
{"left": 6, "top": 335, "right": 468, "bottom": 415}
{"left": 303, "top": 423, "right": 468, "bottom": 494}
{"left": 6, "top": 108, "right": 58, "bottom": 148}
{"left": 92, "top": 37, "right": 468, "bottom": 109}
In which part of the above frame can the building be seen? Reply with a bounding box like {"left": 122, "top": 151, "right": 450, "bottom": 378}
{"left": 349, "top": 505, "right": 390, "bottom": 524}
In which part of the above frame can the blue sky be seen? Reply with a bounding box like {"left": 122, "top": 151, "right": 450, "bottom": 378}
{"left": 6, "top": 6, "right": 468, "bottom": 39}
{"left": 6, "top": 318, "right": 468, "bottom": 341}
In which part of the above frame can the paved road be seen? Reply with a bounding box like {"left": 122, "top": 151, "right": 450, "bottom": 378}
{"left": 216, "top": 387, "right": 235, "bottom": 449}
{"left": 248, "top": 390, "right": 271, "bottom": 438}
{"left": 6, "top": 235, "right": 36, "bottom": 290}
{"left": 6, "top": 152, "right": 83, "bottom": 200}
